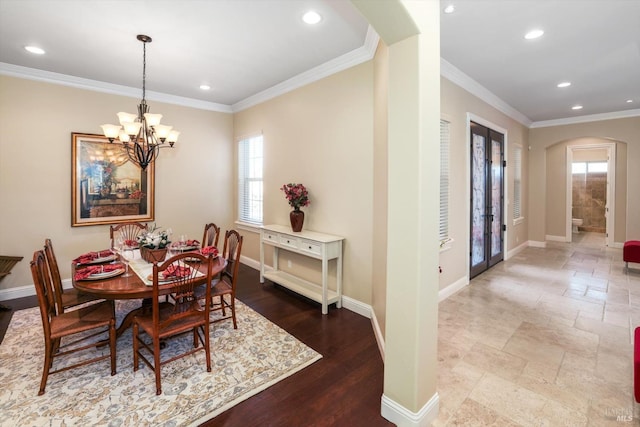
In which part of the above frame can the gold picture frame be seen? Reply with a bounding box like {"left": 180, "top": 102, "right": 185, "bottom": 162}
{"left": 71, "top": 132, "right": 155, "bottom": 226}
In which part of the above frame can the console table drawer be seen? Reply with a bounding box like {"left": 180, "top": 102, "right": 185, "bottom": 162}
{"left": 279, "top": 234, "right": 299, "bottom": 249}
{"left": 300, "top": 239, "right": 322, "bottom": 256}
{"left": 262, "top": 231, "right": 279, "bottom": 244}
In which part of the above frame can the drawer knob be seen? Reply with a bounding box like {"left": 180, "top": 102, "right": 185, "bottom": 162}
{"left": 308, "top": 246, "right": 312, "bottom": 250}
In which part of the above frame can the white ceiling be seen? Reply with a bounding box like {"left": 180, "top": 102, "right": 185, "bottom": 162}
{"left": 1, "top": 0, "right": 639, "bottom": 125}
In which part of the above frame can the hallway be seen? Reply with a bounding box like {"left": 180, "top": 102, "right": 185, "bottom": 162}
{"left": 436, "top": 233, "right": 639, "bottom": 425}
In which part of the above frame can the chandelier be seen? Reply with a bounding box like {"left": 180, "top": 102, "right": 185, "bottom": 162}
{"left": 100, "top": 35, "right": 179, "bottom": 171}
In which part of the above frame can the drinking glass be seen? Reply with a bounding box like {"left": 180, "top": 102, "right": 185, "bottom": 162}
{"left": 116, "top": 238, "right": 133, "bottom": 277}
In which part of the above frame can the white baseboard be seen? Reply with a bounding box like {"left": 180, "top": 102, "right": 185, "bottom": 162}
{"left": 240, "top": 255, "right": 261, "bottom": 271}
{"left": 546, "top": 234, "right": 568, "bottom": 242}
{"left": 342, "top": 295, "right": 371, "bottom": 318}
{"left": 0, "top": 279, "right": 75, "bottom": 301}
{"left": 528, "top": 240, "right": 547, "bottom": 248}
{"left": 0, "top": 283, "right": 34, "bottom": 301}
{"left": 381, "top": 392, "right": 439, "bottom": 426}
{"left": 438, "top": 275, "right": 468, "bottom": 302}
{"left": 611, "top": 241, "right": 624, "bottom": 249}
{"left": 370, "top": 306, "right": 385, "bottom": 359}
{"left": 506, "top": 241, "right": 529, "bottom": 259}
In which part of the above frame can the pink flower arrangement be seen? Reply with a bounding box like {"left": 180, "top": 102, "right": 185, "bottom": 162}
{"left": 281, "top": 183, "right": 310, "bottom": 210}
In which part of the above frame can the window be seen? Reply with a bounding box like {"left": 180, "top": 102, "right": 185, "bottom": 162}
{"left": 238, "top": 135, "right": 263, "bottom": 224}
{"left": 439, "top": 119, "right": 450, "bottom": 243}
{"left": 513, "top": 145, "right": 523, "bottom": 220}
{"left": 572, "top": 161, "right": 607, "bottom": 174}
{"left": 572, "top": 162, "right": 586, "bottom": 174}
{"left": 588, "top": 162, "right": 607, "bottom": 173}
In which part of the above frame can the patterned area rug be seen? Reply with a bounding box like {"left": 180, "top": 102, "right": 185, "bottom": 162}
{"left": 0, "top": 299, "right": 321, "bottom": 426}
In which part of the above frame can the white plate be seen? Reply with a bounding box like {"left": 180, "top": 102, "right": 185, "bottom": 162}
{"left": 146, "top": 273, "right": 178, "bottom": 283}
{"left": 187, "top": 254, "right": 219, "bottom": 262}
{"left": 81, "top": 268, "right": 124, "bottom": 280}
{"left": 173, "top": 245, "right": 199, "bottom": 251}
{"left": 79, "top": 254, "right": 117, "bottom": 265}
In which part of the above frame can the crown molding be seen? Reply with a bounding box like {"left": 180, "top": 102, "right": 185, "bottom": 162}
{"left": 0, "top": 62, "right": 232, "bottom": 113}
{"left": 440, "top": 58, "right": 533, "bottom": 128}
{"left": 231, "top": 26, "right": 380, "bottom": 112}
{"left": 0, "top": 27, "right": 380, "bottom": 115}
{"left": 530, "top": 108, "right": 640, "bottom": 128}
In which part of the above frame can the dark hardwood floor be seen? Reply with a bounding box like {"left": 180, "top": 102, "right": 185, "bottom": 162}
{"left": 0, "top": 264, "right": 393, "bottom": 427}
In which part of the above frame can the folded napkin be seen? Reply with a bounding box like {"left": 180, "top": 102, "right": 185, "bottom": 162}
{"left": 164, "top": 264, "right": 192, "bottom": 278}
{"left": 123, "top": 239, "right": 138, "bottom": 248}
{"left": 75, "top": 263, "right": 122, "bottom": 280}
{"left": 201, "top": 246, "right": 219, "bottom": 257}
{"left": 73, "top": 249, "right": 114, "bottom": 264}
{"left": 184, "top": 239, "right": 200, "bottom": 247}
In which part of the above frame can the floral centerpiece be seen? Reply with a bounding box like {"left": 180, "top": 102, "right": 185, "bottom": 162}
{"left": 281, "top": 183, "right": 310, "bottom": 232}
{"left": 281, "top": 183, "right": 310, "bottom": 211}
{"left": 137, "top": 224, "right": 172, "bottom": 263}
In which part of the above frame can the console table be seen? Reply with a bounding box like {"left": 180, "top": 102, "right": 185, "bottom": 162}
{"left": 259, "top": 224, "right": 344, "bottom": 314}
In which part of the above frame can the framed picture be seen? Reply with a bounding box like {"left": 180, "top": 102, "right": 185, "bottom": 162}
{"left": 71, "top": 132, "right": 154, "bottom": 226}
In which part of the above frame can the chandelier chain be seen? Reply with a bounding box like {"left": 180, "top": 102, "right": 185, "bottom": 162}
{"left": 142, "top": 40, "right": 147, "bottom": 103}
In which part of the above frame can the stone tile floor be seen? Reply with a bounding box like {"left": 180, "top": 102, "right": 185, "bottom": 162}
{"left": 435, "top": 233, "right": 640, "bottom": 426}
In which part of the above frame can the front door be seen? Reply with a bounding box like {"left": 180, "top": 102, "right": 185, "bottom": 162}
{"left": 470, "top": 122, "right": 504, "bottom": 278}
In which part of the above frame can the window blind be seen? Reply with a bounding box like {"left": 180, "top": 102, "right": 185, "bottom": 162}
{"left": 513, "top": 146, "right": 522, "bottom": 220}
{"left": 238, "top": 135, "right": 263, "bottom": 224}
{"left": 439, "top": 120, "right": 450, "bottom": 241}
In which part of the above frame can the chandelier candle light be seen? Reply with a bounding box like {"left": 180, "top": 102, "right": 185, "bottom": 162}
{"left": 100, "top": 35, "right": 179, "bottom": 171}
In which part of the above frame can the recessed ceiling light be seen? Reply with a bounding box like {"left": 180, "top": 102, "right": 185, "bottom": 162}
{"left": 572, "top": 105, "right": 583, "bottom": 110}
{"left": 626, "top": 99, "right": 633, "bottom": 103}
{"left": 557, "top": 82, "right": 571, "bottom": 88}
{"left": 302, "top": 11, "right": 322, "bottom": 25}
{"left": 25, "top": 45, "right": 45, "bottom": 55}
{"left": 199, "top": 84, "right": 211, "bottom": 91}
{"left": 524, "top": 29, "right": 544, "bottom": 40}
{"left": 444, "top": 5, "right": 455, "bottom": 14}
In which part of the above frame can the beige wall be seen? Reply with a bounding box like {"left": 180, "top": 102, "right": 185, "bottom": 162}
{"left": 372, "top": 41, "right": 389, "bottom": 339}
{"left": 0, "top": 75, "right": 233, "bottom": 291}
{"left": 440, "top": 77, "right": 530, "bottom": 290}
{"left": 233, "top": 62, "right": 375, "bottom": 304}
{"left": 529, "top": 117, "right": 639, "bottom": 242}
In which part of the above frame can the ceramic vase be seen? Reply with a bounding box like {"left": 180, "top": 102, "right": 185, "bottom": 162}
{"left": 290, "top": 208, "right": 304, "bottom": 232}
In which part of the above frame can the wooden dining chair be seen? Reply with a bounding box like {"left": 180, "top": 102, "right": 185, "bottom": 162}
{"left": 199, "top": 229, "right": 243, "bottom": 329}
{"left": 44, "top": 238, "right": 103, "bottom": 313}
{"left": 109, "top": 222, "right": 148, "bottom": 247}
{"left": 202, "top": 222, "right": 221, "bottom": 248}
{"left": 30, "top": 250, "right": 117, "bottom": 395}
{"left": 132, "top": 252, "right": 213, "bottom": 395}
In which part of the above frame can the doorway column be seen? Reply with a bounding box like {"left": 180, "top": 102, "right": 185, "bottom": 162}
{"left": 352, "top": 1, "right": 440, "bottom": 425}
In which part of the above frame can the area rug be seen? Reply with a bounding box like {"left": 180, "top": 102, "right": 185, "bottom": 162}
{"left": 0, "top": 299, "right": 322, "bottom": 426}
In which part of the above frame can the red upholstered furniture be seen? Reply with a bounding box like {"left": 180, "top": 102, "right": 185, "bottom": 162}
{"left": 624, "top": 240, "right": 640, "bottom": 271}
{"left": 635, "top": 327, "right": 640, "bottom": 402}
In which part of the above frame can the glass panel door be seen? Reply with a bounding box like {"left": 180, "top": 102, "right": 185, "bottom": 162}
{"left": 470, "top": 122, "right": 504, "bottom": 278}
{"left": 471, "top": 132, "right": 487, "bottom": 272}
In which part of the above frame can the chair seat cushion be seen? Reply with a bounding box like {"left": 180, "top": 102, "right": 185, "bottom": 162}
{"left": 624, "top": 240, "right": 640, "bottom": 263}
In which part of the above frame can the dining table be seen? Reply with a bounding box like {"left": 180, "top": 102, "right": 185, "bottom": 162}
{"left": 72, "top": 249, "right": 226, "bottom": 337}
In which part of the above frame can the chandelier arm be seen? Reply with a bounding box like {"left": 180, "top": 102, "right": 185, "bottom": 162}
{"left": 134, "top": 141, "right": 150, "bottom": 171}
